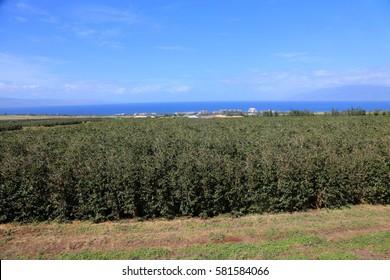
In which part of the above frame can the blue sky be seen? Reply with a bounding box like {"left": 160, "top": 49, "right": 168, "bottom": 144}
{"left": 1, "top": 0, "right": 390, "bottom": 103}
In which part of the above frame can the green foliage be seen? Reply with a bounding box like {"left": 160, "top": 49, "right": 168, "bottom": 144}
{"left": 0, "top": 116, "right": 389, "bottom": 222}
{"left": 262, "top": 110, "right": 274, "bottom": 117}
{"left": 57, "top": 248, "right": 170, "bottom": 260}
{"left": 342, "top": 107, "right": 366, "bottom": 116}
{"left": 0, "top": 123, "right": 23, "bottom": 132}
{"left": 0, "top": 118, "right": 106, "bottom": 132}
{"left": 328, "top": 107, "right": 367, "bottom": 116}
{"left": 179, "top": 243, "right": 259, "bottom": 260}
{"left": 288, "top": 110, "right": 314, "bottom": 116}
{"left": 317, "top": 252, "right": 359, "bottom": 260}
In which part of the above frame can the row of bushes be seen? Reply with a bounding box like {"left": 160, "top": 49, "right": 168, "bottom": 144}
{"left": 0, "top": 118, "right": 106, "bottom": 132}
{"left": 0, "top": 116, "right": 389, "bottom": 222}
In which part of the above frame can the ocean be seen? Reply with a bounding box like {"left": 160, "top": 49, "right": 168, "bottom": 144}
{"left": 1, "top": 101, "right": 390, "bottom": 115}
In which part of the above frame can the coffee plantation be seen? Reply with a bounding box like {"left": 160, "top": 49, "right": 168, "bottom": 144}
{"left": 0, "top": 116, "right": 389, "bottom": 222}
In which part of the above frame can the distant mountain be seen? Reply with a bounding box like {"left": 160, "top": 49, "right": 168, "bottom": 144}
{"left": 292, "top": 85, "right": 390, "bottom": 101}
{"left": 0, "top": 97, "right": 106, "bottom": 108}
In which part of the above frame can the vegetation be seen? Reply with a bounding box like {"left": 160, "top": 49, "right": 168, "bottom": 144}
{"left": 329, "top": 107, "right": 367, "bottom": 116}
{"left": 0, "top": 205, "right": 389, "bottom": 259}
{"left": 289, "top": 109, "right": 315, "bottom": 116}
{"left": 261, "top": 110, "right": 279, "bottom": 117}
{"left": 0, "top": 116, "right": 389, "bottom": 223}
{"left": 0, "top": 117, "right": 106, "bottom": 132}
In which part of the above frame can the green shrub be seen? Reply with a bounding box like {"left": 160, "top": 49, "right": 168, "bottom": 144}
{"left": 0, "top": 116, "right": 389, "bottom": 222}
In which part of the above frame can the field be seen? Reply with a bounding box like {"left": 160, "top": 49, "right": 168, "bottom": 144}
{"left": 1, "top": 115, "right": 389, "bottom": 222}
{"left": 0, "top": 116, "right": 108, "bottom": 132}
{"left": 0, "top": 205, "right": 389, "bottom": 259}
{"left": 0, "top": 115, "right": 389, "bottom": 259}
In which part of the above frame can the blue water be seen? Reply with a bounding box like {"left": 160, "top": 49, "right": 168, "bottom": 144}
{"left": 1, "top": 101, "right": 390, "bottom": 115}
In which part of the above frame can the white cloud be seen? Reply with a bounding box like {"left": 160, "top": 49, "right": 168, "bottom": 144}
{"left": 115, "top": 87, "right": 126, "bottom": 95}
{"left": 64, "top": 80, "right": 120, "bottom": 93}
{"left": 274, "top": 52, "right": 309, "bottom": 59}
{"left": 311, "top": 68, "right": 390, "bottom": 87}
{"left": 274, "top": 52, "right": 319, "bottom": 62}
{"left": 313, "top": 70, "right": 334, "bottom": 77}
{"left": 155, "top": 46, "right": 192, "bottom": 52}
{"left": 32, "top": 4, "right": 144, "bottom": 51}
{"left": 0, "top": 53, "right": 59, "bottom": 85}
{"left": 0, "top": 48, "right": 197, "bottom": 102}
{"left": 16, "top": 2, "right": 46, "bottom": 15}
{"left": 62, "top": 24, "right": 126, "bottom": 50}
{"left": 130, "top": 85, "right": 162, "bottom": 94}
{"left": 74, "top": 5, "right": 140, "bottom": 25}
{"left": 220, "top": 67, "right": 390, "bottom": 94}
{"left": 14, "top": 16, "right": 27, "bottom": 22}
{"left": 167, "top": 85, "right": 190, "bottom": 93}
{"left": 130, "top": 85, "right": 190, "bottom": 94}
{"left": 159, "top": 2, "right": 185, "bottom": 12}
{"left": 100, "top": 41, "right": 125, "bottom": 50}
{"left": 0, "top": 53, "right": 60, "bottom": 99}
{"left": 0, "top": 52, "right": 191, "bottom": 100}
{"left": 15, "top": 2, "right": 58, "bottom": 23}
{"left": 73, "top": 28, "right": 98, "bottom": 38}
{"left": 62, "top": 81, "right": 190, "bottom": 98}
{"left": 0, "top": 82, "right": 40, "bottom": 91}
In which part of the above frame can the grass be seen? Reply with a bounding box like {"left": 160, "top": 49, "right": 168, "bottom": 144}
{"left": 0, "top": 205, "right": 389, "bottom": 260}
{"left": 57, "top": 248, "right": 170, "bottom": 260}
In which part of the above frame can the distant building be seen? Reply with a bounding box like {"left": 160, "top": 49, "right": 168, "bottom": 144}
{"left": 175, "top": 112, "right": 196, "bottom": 116}
{"left": 199, "top": 110, "right": 210, "bottom": 116}
{"left": 248, "top": 108, "right": 257, "bottom": 116}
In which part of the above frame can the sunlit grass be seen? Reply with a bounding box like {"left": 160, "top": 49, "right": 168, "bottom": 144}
{"left": 1, "top": 205, "right": 389, "bottom": 260}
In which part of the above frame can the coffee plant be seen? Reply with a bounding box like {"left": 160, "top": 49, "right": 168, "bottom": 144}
{"left": 0, "top": 116, "right": 389, "bottom": 222}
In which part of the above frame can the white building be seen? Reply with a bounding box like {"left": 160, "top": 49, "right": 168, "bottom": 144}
{"left": 248, "top": 108, "right": 257, "bottom": 116}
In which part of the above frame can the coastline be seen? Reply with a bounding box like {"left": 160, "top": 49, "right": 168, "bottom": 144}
{"left": 1, "top": 101, "right": 390, "bottom": 116}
